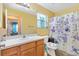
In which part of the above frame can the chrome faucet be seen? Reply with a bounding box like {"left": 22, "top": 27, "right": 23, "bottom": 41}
{"left": 22, "top": 35, "right": 26, "bottom": 38}
{"left": 0, "top": 37, "right": 6, "bottom": 42}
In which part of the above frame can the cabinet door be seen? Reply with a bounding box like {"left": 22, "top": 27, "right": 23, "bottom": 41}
{"left": 36, "top": 45, "right": 44, "bottom": 56}
{"left": 20, "top": 42, "right": 36, "bottom": 51}
{"left": 1, "top": 46, "right": 19, "bottom": 56}
{"left": 0, "top": 50, "right": 1, "bottom": 56}
{"left": 36, "top": 39, "right": 44, "bottom": 46}
{"left": 21, "top": 48, "right": 36, "bottom": 56}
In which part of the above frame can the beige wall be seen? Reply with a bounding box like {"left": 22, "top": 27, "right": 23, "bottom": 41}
{"left": 55, "top": 4, "right": 79, "bottom": 16}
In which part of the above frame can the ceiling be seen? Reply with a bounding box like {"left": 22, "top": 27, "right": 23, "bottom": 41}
{"left": 38, "top": 3, "right": 78, "bottom": 12}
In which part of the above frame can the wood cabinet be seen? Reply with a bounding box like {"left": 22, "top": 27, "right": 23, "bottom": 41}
{"left": 0, "top": 50, "right": 1, "bottom": 56}
{"left": 36, "top": 40, "right": 44, "bottom": 56}
{"left": 1, "top": 39, "right": 44, "bottom": 56}
{"left": 37, "top": 45, "right": 44, "bottom": 56}
{"left": 20, "top": 41, "right": 36, "bottom": 56}
{"left": 21, "top": 48, "right": 36, "bottom": 56}
{"left": 20, "top": 42, "right": 36, "bottom": 51}
{"left": 37, "top": 39, "right": 44, "bottom": 45}
{"left": 1, "top": 46, "right": 20, "bottom": 56}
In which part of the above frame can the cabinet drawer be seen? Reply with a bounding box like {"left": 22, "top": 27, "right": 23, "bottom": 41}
{"left": 36, "top": 39, "right": 44, "bottom": 46}
{"left": 21, "top": 48, "right": 36, "bottom": 56}
{"left": 20, "top": 42, "right": 36, "bottom": 51}
{"left": 2, "top": 46, "right": 19, "bottom": 56}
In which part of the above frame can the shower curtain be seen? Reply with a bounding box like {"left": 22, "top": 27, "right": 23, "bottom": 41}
{"left": 50, "top": 12, "right": 79, "bottom": 55}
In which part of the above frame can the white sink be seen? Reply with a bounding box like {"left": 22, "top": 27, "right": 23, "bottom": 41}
{"left": 4, "top": 39, "right": 18, "bottom": 46}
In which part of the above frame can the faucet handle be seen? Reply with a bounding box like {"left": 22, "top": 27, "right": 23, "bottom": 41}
{"left": 23, "top": 35, "right": 26, "bottom": 38}
{"left": 0, "top": 37, "right": 6, "bottom": 42}
{"left": 0, "top": 44, "right": 5, "bottom": 48}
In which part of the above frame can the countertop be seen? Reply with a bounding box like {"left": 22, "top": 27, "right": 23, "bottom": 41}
{"left": 0, "top": 35, "right": 48, "bottom": 50}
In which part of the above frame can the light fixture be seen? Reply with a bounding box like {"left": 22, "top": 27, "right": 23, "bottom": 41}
{"left": 17, "top": 3, "right": 31, "bottom": 8}
{"left": 23, "top": 3, "right": 30, "bottom": 8}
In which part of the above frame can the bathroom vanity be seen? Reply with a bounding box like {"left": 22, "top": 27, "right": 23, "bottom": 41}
{"left": 0, "top": 35, "right": 47, "bottom": 56}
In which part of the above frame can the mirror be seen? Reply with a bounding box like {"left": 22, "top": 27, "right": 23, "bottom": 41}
{"left": 7, "top": 15, "right": 22, "bottom": 36}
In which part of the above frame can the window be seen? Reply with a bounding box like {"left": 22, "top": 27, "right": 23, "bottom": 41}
{"left": 12, "top": 22, "right": 18, "bottom": 33}
{"left": 37, "top": 13, "right": 48, "bottom": 28}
